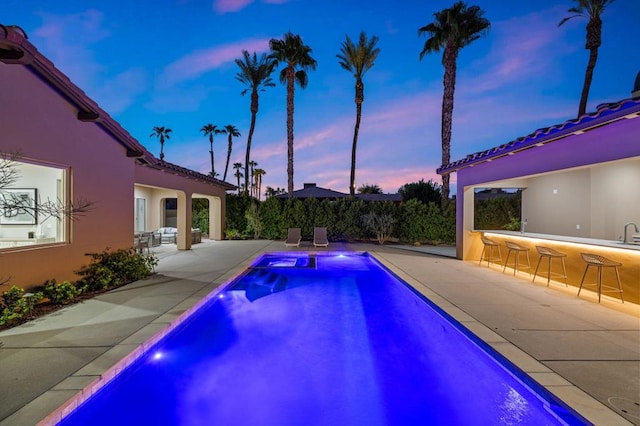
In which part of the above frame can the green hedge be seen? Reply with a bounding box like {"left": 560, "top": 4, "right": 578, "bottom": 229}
{"left": 225, "top": 195, "right": 456, "bottom": 244}
{"left": 474, "top": 192, "right": 521, "bottom": 230}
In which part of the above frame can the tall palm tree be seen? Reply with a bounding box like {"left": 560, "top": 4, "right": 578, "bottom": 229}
{"left": 222, "top": 125, "right": 241, "bottom": 182}
{"left": 419, "top": 1, "right": 490, "bottom": 203}
{"left": 253, "top": 168, "right": 266, "bottom": 200}
{"left": 235, "top": 50, "right": 276, "bottom": 195}
{"left": 559, "top": 0, "right": 614, "bottom": 118}
{"left": 201, "top": 124, "right": 224, "bottom": 177}
{"left": 149, "top": 126, "right": 172, "bottom": 162}
{"left": 269, "top": 32, "right": 317, "bottom": 198}
{"left": 233, "top": 162, "right": 244, "bottom": 195}
{"left": 248, "top": 160, "right": 258, "bottom": 197}
{"left": 337, "top": 31, "right": 380, "bottom": 197}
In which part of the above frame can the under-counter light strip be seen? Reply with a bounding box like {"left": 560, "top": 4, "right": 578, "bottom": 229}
{"left": 482, "top": 232, "right": 640, "bottom": 256}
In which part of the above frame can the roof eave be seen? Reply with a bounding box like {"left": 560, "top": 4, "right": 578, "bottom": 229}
{"left": 437, "top": 98, "right": 640, "bottom": 176}
{"left": 0, "top": 24, "right": 146, "bottom": 158}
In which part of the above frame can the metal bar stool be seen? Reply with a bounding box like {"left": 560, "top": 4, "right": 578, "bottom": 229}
{"left": 578, "top": 253, "right": 624, "bottom": 303}
{"left": 479, "top": 236, "right": 502, "bottom": 267}
{"left": 532, "top": 246, "right": 568, "bottom": 287}
{"left": 502, "top": 241, "right": 531, "bottom": 276}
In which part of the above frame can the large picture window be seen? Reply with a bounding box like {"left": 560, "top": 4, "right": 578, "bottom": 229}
{"left": 0, "top": 160, "right": 67, "bottom": 249}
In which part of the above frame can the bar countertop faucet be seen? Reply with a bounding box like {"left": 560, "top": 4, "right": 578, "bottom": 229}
{"left": 623, "top": 222, "right": 639, "bottom": 243}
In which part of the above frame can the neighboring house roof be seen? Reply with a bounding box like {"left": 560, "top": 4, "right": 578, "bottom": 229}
{"left": 276, "top": 183, "right": 401, "bottom": 202}
{"left": 356, "top": 193, "right": 403, "bottom": 202}
{"left": 437, "top": 97, "right": 640, "bottom": 176}
{"left": 276, "top": 183, "right": 348, "bottom": 199}
{"left": 0, "top": 24, "right": 235, "bottom": 191}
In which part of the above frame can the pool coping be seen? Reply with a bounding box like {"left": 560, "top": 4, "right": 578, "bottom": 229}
{"left": 38, "top": 249, "right": 631, "bottom": 425}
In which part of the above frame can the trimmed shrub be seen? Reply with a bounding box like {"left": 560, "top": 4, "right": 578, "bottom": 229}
{"left": 76, "top": 248, "right": 157, "bottom": 292}
{"left": 225, "top": 228, "right": 242, "bottom": 239}
{"left": 397, "top": 199, "right": 428, "bottom": 243}
{"left": 225, "top": 194, "right": 252, "bottom": 237}
{"left": 260, "top": 196, "right": 283, "bottom": 239}
{"left": 192, "top": 198, "right": 210, "bottom": 235}
{"left": 397, "top": 199, "right": 455, "bottom": 244}
{"left": 281, "top": 198, "right": 306, "bottom": 238}
{"left": 422, "top": 201, "right": 455, "bottom": 243}
{"left": 42, "top": 279, "right": 82, "bottom": 305}
{"left": 474, "top": 191, "right": 521, "bottom": 230}
{"left": 0, "top": 286, "right": 43, "bottom": 327}
{"left": 333, "top": 198, "right": 367, "bottom": 241}
{"left": 244, "top": 201, "right": 263, "bottom": 239}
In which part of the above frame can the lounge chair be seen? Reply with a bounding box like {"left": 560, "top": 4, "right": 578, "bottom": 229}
{"left": 284, "top": 228, "right": 301, "bottom": 247}
{"left": 313, "top": 227, "right": 329, "bottom": 248}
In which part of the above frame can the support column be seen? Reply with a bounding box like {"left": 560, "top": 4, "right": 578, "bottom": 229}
{"left": 209, "top": 196, "right": 223, "bottom": 240}
{"left": 459, "top": 185, "right": 476, "bottom": 260}
{"left": 176, "top": 191, "right": 192, "bottom": 250}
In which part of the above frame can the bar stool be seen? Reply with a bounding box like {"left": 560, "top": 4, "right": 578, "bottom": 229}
{"left": 502, "top": 241, "right": 531, "bottom": 276}
{"left": 578, "top": 253, "right": 624, "bottom": 303}
{"left": 479, "top": 237, "right": 502, "bottom": 267}
{"left": 532, "top": 246, "right": 568, "bottom": 287}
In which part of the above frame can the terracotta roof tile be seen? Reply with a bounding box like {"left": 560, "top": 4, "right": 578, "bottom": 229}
{"left": 438, "top": 97, "right": 640, "bottom": 175}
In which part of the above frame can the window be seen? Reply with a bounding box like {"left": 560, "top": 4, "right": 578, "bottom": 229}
{"left": 0, "top": 159, "right": 67, "bottom": 249}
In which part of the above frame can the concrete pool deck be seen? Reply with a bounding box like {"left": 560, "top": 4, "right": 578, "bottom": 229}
{"left": 0, "top": 240, "right": 638, "bottom": 425}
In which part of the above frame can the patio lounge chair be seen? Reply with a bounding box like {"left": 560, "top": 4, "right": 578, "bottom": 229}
{"left": 285, "top": 228, "right": 301, "bottom": 247}
{"left": 313, "top": 227, "right": 329, "bottom": 248}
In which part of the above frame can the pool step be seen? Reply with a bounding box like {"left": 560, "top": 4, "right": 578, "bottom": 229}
{"left": 229, "top": 269, "right": 289, "bottom": 302}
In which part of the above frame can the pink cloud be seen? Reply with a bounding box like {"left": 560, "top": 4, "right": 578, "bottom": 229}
{"left": 248, "top": 89, "right": 444, "bottom": 193}
{"left": 213, "top": 0, "right": 289, "bottom": 14}
{"left": 159, "top": 38, "right": 271, "bottom": 87}
{"left": 213, "top": 0, "right": 254, "bottom": 14}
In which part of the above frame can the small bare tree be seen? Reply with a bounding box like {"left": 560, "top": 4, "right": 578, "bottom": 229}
{"left": 363, "top": 213, "right": 395, "bottom": 245}
{"left": 0, "top": 151, "right": 94, "bottom": 285}
{"left": 0, "top": 152, "right": 93, "bottom": 222}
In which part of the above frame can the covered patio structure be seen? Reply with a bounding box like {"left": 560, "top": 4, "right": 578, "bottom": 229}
{"left": 134, "top": 153, "right": 234, "bottom": 250}
{"left": 438, "top": 97, "right": 640, "bottom": 303}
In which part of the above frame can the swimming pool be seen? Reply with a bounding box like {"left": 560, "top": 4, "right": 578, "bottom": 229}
{"left": 58, "top": 252, "right": 587, "bottom": 425}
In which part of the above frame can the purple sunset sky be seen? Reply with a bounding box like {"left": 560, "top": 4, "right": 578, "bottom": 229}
{"left": 3, "top": 0, "right": 639, "bottom": 195}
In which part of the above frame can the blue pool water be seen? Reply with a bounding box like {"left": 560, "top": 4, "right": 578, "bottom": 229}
{"left": 60, "top": 252, "right": 587, "bottom": 425}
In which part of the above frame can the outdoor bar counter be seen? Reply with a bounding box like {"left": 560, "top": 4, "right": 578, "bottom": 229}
{"left": 475, "top": 230, "right": 640, "bottom": 305}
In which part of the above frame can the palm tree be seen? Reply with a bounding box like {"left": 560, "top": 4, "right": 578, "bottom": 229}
{"left": 149, "top": 126, "right": 172, "bottom": 162}
{"left": 269, "top": 32, "right": 317, "bottom": 198}
{"left": 235, "top": 50, "right": 276, "bottom": 195}
{"left": 337, "top": 32, "right": 380, "bottom": 197}
{"left": 248, "top": 160, "right": 258, "bottom": 197}
{"left": 559, "top": 0, "right": 614, "bottom": 118}
{"left": 419, "top": 1, "right": 490, "bottom": 203}
{"left": 357, "top": 183, "right": 383, "bottom": 194}
{"left": 222, "top": 125, "right": 241, "bottom": 182}
{"left": 253, "top": 168, "right": 266, "bottom": 200}
{"left": 233, "top": 162, "right": 244, "bottom": 195}
{"left": 201, "top": 124, "right": 224, "bottom": 177}
{"left": 265, "top": 186, "right": 286, "bottom": 198}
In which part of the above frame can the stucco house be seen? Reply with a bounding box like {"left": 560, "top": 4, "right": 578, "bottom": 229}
{"left": 438, "top": 93, "right": 640, "bottom": 303}
{"left": 0, "top": 25, "right": 234, "bottom": 291}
